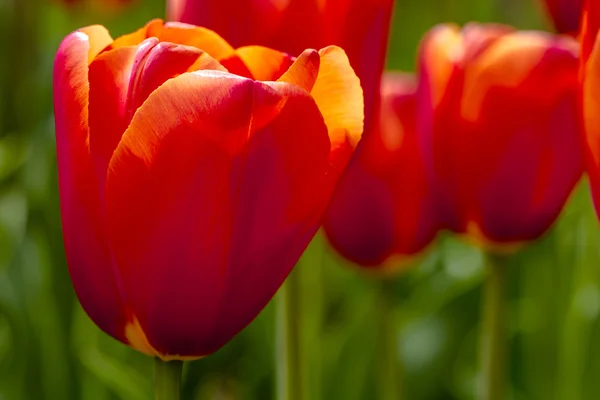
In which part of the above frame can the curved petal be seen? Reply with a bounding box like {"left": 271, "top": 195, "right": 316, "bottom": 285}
{"left": 105, "top": 70, "right": 332, "bottom": 357}
{"left": 310, "top": 46, "right": 364, "bottom": 169}
{"left": 128, "top": 41, "right": 227, "bottom": 115}
{"left": 53, "top": 27, "right": 129, "bottom": 344}
{"left": 277, "top": 49, "right": 320, "bottom": 93}
{"left": 211, "top": 81, "right": 333, "bottom": 353}
{"left": 220, "top": 46, "right": 295, "bottom": 81}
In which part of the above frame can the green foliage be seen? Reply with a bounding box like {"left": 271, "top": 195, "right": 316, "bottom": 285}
{"left": 0, "top": 0, "right": 595, "bottom": 399}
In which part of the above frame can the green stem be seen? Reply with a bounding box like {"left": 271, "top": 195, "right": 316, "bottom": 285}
{"left": 479, "top": 254, "right": 508, "bottom": 400}
{"left": 276, "top": 269, "right": 304, "bottom": 400}
{"left": 154, "top": 358, "right": 183, "bottom": 400}
{"left": 377, "top": 279, "right": 401, "bottom": 400}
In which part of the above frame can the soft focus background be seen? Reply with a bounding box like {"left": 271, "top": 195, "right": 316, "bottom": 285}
{"left": 0, "top": 0, "right": 597, "bottom": 399}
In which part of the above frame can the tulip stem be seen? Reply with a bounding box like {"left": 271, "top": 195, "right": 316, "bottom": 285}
{"left": 377, "top": 278, "right": 401, "bottom": 400}
{"left": 276, "top": 269, "right": 304, "bottom": 400}
{"left": 479, "top": 254, "right": 508, "bottom": 400}
{"left": 154, "top": 358, "right": 183, "bottom": 400}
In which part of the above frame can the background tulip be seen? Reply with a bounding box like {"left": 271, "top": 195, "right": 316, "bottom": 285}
{"left": 54, "top": 19, "right": 363, "bottom": 360}
{"left": 419, "top": 23, "right": 583, "bottom": 250}
{"left": 323, "top": 72, "right": 438, "bottom": 269}
{"left": 539, "top": 0, "right": 583, "bottom": 34}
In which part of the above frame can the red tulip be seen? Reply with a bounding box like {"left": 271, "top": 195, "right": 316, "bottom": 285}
{"left": 167, "top": 0, "right": 393, "bottom": 137}
{"left": 419, "top": 23, "right": 583, "bottom": 251}
{"left": 53, "top": 19, "right": 363, "bottom": 359}
{"left": 323, "top": 73, "right": 438, "bottom": 269}
{"left": 539, "top": 0, "right": 583, "bottom": 35}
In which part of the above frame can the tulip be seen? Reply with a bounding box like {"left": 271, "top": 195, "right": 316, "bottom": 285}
{"left": 167, "top": 0, "right": 393, "bottom": 137}
{"left": 323, "top": 72, "right": 438, "bottom": 269}
{"left": 53, "top": 19, "right": 363, "bottom": 360}
{"left": 419, "top": 23, "right": 583, "bottom": 251}
{"left": 539, "top": 0, "right": 583, "bottom": 35}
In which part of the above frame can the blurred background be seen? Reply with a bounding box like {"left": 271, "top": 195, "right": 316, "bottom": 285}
{"left": 0, "top": 0, "right": 597, "bottom": 399}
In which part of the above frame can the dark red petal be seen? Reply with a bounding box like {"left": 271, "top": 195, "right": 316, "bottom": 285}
{"left": 54, "top": 26, "right": 129, "bottom": 344}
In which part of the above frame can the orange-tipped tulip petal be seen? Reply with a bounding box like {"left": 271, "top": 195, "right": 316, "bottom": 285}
{"left": 54, "top": 21, "right": 363, "bottom": 359}
{"left": 420, "top": 23, "right": 583, "bottom": 251}
{"left": 323, "top": 73, "right": 438, "bottom": 268}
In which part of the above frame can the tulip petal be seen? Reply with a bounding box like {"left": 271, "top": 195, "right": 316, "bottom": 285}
{"left": 128, "top": 41, "right": 227, "bottom": 115}
{"left": 88, "top": 44, "right": 143, "bottom": 186}
{"left": 159, "top": 22, "right": 236, "bottom": 60}
{"left": 461, "top": 31, "right": 579, "bottom": 122}
{"left": 106, "top": 71, "right": 331, "bottom": 357}
{"left": 476, "top": 93, "right": 582, "bottom": 242}
{"left": 310, "top": 46, "right": 363, "bottom": 167}
{"left": 277, "top": 49, "right": 320, "bottom": 93}
{"left": 212, "top": 81, "right": 333, "bottom": 351}
{"left": 54, "top": 27, "right": 129, "bottom": 343}
{"left": 220, "top": 46, "right": 295, "bottom": 81}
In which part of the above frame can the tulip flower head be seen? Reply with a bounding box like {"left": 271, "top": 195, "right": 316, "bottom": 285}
{"left": 53, "top": 19, "right": 363, "bottom": 359}
{"left": 323, "top": 73, "right": 438, "bottom": 270}
{"left": 419, "top": 23, "right": 583, "bottom": 253}
{"left": 539, "top": 0, "right": 583, "bottom": 35}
